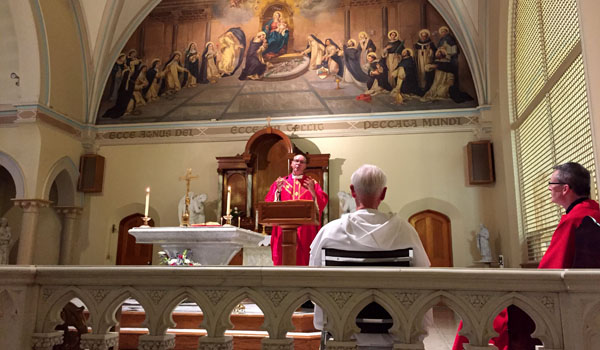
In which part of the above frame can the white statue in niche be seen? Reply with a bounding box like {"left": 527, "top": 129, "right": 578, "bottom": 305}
{"left": 178, "top": 192, "right": 207, "bottom": 225}
{"left": 0, "top": 217, "right": 12, "bottom": 265}
{"left": 476, "top": 224, "right": 493, "bottom": 262}
{"left": 338, "top": 191, "right": 356, "bottom": 214}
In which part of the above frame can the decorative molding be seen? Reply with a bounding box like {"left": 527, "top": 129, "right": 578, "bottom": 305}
{"left": 327, "top": 291, "right": 353, "bottom": 309}
{"left": 31, "top": 331, "right": 64, "bottom": 349}
{"left": 540, "top": 295, "right": 555, "bottom": 313}
{"left": 89, "top": 289, "right": 111, "bottom": 304}
{"left": 463, "top": 294, "right": 490, "bottom": 310}
{"left": 41, "top": 287, "right": 54, "bottom": 301}
{"left": 393, "top": 292, "right": 419, "bottom": 307}
{"left": 12, "top": 199, "right": 53, "bottom": 212}
{"left": 204, "top": 289, "right": 228, "bottom": 305}
{"left": 54, "top": 206, "right": 83, "bottom": 217}
{"left": 197, "top": 336, "right": 233, "bottom": 350}
{"left": 264, "top": 290, "right": 288, "bottom": 307}
{"left": 138, "top": 334, "right": 176, "bottom": 350}
{"left": 324, "top": 340, "right": 358, "bottom": 350}
{"left": 261, "top": 338, "right": 294, "bottom": 350}
{"left": 146, "top": 289, "right": 168, "bottom": 305}
{"left": 79, "top": 333, "right": 119, "bottom": 350}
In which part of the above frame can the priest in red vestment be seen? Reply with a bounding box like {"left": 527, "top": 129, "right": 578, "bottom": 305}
{"left": 452, "top": 162, "right": 600, "bottom": 350}
{"left": 265, "top": 154, "right": 329, "bottom": 265}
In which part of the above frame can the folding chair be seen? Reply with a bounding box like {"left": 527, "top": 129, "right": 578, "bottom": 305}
{"left": 320, "top": 247, "right": 414, "bottom": 350}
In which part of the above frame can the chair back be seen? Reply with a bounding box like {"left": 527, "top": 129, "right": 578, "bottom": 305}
{"left": 572, "top": 216, "right": 600, "bottom": 268}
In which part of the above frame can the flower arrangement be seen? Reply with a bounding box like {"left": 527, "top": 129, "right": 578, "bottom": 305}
{"left": 158, "top": 250, "right": 200, "bottom": 266}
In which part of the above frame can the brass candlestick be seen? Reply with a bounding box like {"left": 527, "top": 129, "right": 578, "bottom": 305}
{"left": 141, "top": 216, "right": 151, "bottom": 228}
{"left": 223, "top": 214, "right": 233, "bottom": 226}
{"left": 179, "top": 168, "right": 198, "bottom": 227}
{"left": 336, "top": 77, "right": 341, "bottom": 89}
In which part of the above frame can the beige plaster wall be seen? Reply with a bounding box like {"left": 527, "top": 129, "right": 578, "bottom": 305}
{"left": 78, "top": 130, "right": 502, "bottom": 267}
{"left": 39, "top": 0, "right": 86, "bottom": 123}
{"left": 0, "top": 124, "right": 41, "bottom": 198}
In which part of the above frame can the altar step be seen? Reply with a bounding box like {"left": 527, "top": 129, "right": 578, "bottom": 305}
{"left": 117, "top": 310, "right": 320, "bottom": 350}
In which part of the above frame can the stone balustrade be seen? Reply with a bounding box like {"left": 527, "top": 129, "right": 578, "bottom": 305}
{"left": 1, "top": 266, "right": 599, "bottom": 350}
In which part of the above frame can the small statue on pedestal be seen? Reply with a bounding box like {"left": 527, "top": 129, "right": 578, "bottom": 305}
{"left": 178, "top": 192, "right": 207, "bottom": 225}
{"left": 476, "top": 224, "right": 493, "bottom": 263}
{"left": 337, "top": 191, "right": 356, "bottom": 214}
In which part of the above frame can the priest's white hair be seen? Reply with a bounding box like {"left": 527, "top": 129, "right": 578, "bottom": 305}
{"left": 351, "top": 164, "right": 387, "bottom": 196}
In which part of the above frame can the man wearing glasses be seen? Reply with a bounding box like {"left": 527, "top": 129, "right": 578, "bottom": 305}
{"left": 265, "top": 154, "right": 328, "bottom": 265}
{"left": 541, "top": 162, "right": 600, "bottom": 268}
{"left": 453, "top": 162, "right": 600, "bottom": 350}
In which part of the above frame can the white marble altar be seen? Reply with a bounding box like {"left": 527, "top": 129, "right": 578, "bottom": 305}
{"left": 128, "top": 225, "right": 265, "bottom": 265}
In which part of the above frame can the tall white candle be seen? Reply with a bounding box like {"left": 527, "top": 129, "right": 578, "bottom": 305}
{"left": 226, "top": 186, "right": 231, "bottom": 216}
{"left": 255, "top": 209, "right": 259, "bottom": 231}
{"left": 144, "top": 187, "right": 150, "bottom": 217}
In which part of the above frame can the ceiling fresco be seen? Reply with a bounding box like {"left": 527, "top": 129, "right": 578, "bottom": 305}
{"left": 96, "top": 0, "right": 478, "bottom": 125}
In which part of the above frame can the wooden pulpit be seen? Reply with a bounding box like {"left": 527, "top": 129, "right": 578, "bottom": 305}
{"left": 257, "top": 200, "right": 319, "bottom": 265}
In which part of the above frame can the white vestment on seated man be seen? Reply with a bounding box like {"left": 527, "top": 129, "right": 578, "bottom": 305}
{"left": 309, "top": 208, "right": 431, "bottom": 346}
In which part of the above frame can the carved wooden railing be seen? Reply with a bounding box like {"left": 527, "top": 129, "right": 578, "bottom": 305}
{"left": 1, "top": 266, "right": 599, "bottom": 350}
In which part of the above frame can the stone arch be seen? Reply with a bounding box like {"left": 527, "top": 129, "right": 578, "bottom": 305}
{"left": 40, "top": 287, "right": 95, "bottom": 333}
{"left": 43, "top": 156, "right": 82, "bottom": 207}
{"left": 211, "top": 288, "right": 272, "bottom": 337}
{"left": 583, "top": 299, "right": 600, "bottom": 350}
{"left": 96, "top": 287, "right": 153, "bottom": 334}
{"left": 160, "top": 288, "right": 209, "bottom": 335}
{"left": 276, "top": 289, "right": 336, "bottom": 339}
{"left": 0, "top": 152, "right": 25, "bottom": 199}
{"left": 488, "top": 292, "right": 561, "bottom": 348}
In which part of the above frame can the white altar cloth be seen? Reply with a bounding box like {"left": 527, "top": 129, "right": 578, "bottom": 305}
{"left": 129, "top": 225, "right": 265, "bottom": 265}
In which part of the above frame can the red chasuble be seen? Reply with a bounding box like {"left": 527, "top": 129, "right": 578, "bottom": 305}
{"left": 452, "top": 199, "right": 600, "bottom": 350}
{"left": 265, "top": 174, "right": 328, "bottom": 265}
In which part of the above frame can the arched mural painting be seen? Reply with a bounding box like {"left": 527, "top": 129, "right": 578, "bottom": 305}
{"left": 96, "top": 0, "right": 478, "bottom": 125}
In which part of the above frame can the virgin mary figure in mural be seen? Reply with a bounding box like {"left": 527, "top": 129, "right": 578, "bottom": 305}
{"left": 263, "top": 11, "right": 290, "bottom": 59}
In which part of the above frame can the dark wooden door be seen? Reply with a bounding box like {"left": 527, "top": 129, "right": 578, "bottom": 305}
{"left": 409, "top": 210, "right": 453, "bottom": 267}
{"left": 116, "top": 213, "right": 153, "bottom": 265}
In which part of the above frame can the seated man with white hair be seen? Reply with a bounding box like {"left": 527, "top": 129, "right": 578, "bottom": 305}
{"left": 309, "top": 164, "right": 431, "bottom": 348}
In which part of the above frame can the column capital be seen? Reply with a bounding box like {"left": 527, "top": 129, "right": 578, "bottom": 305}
{"left": 12, "top": 199, "right": 52, "bottom": 212}
{"left": 138, "top": 334, "right": 176, "bottom": 350}
{"left": 80, "top": 333, "right": 119, "bottom": 350}
{"left": 54, "top": 206, "right": 83, "bottom": 217}
{"left": 197, "top": 336, "right": 233, "bottom": 350}
{"left": 31, "top": 331, "right": 64, "bottom": 350}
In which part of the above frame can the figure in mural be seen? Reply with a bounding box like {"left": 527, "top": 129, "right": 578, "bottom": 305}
{"left": 199, "top": 42, "right": 220, "bottom": 84}
{"left": 217, "top": 28, "right": 247, "bottom": 77}
{"left": 263, "top": 11, "right": 290, "bottom": 59}
{"left": 414, "top": 29, "right": 436, "bottom": 92}
{"left": 184, "top": 42, "right": 200, "bottom": 86}
{"left": 322, "top": 38, "right": 344, "bottom": 78}
{"left": 102, "top": 61, "right": 142, "bottom": 119}
{"left": 342, "top": 39, "right": 369, "bottom": 85}
{"left": 103, "top": 53, "right": 127, "bottom": 102}
{"left": 238, "top": 32, "right": 268, "bottom": 80}
{"left": 143, "top": 58, "right": 163, "bottom": 102}
{"left": 178, "top": 192, "right": 208, "bottom": 225}
{"left": 132, "top": 64, "right": 149, "bottom": 107}
{"left": 381, "top": 30, "right": 404, "bottom": 87}
{"left": 302, "top": 34, "right": 326, "bottom": 70}
{"left": 161, "top": 51, "right": 188, "bottom": 94}
{"left": 391, "top": 48, "right": 420, "bottom": 104}
{"left": 476, "top": 224, "right": 493, "bottom": 262}
{"left": 436, "top": 26, "right": 473, "bottom": 103}
{"left": 126, "top": 49, "right": 140, "bottom": 68}
{"left": 421, "top": 48, "right": 454, "bottom": 101}
{"left": 365, "top": 52, "right": 392, "bottom": 95}
{"left": 358, "top": 31, "right": 376, "bottom": 72}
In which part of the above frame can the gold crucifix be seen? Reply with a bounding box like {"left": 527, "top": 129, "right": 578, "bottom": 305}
{"left": 179, "top": 168, "right": 198, "bottom": 227}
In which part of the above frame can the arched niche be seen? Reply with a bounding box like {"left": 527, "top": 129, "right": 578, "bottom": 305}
{"left": 217, "top": 127, "right": 330, "bottom": 229}
{"left": 0, "top": 152, "right": 25, "bottom": 199}
{"left": 43, "top": 156, "right": 83, "bottom": 207}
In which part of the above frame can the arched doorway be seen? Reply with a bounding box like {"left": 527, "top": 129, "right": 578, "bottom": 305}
{"left": 116, "top": 213, "right": 154, "bottom": 265}
{"left": 0, "top": 166, "right": 16, "bottom": 217}
{"left": 409, "top": 210, "right": 453, "bottom": 267}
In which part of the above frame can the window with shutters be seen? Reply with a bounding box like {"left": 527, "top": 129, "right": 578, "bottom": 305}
{"left": 509, "top": 0, "right": 597, "bottom": 263}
